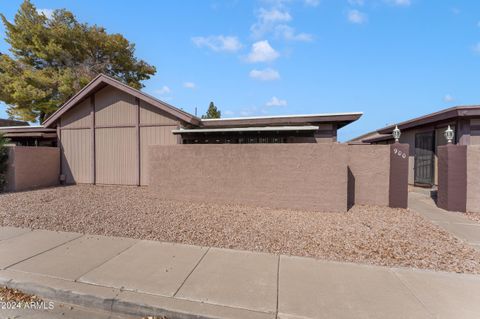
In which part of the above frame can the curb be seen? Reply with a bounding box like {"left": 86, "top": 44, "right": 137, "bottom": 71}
{"left": 0, "top": 271, "right": 272, "bottom": 319}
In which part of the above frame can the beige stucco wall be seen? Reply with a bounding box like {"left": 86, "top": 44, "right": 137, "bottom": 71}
{"left": 471, "top": 119, "right": 480, "bottom": 145}
{"left": 149, "top": 144, "right": 348, "bottom": 212}
{"left": 140, "top": 125, "right": 178, "bottom": 185}
{"left": 347, "top": 145, "right": 390, "bottom": 206}
{"left": 399, "top": 130, "right": 415, "bottom": 185}
{"left": 467, "top": 145, "right": 480, "bottom": 213}
{"left": 5, "top": 146, "right": 60, "bottom": 192}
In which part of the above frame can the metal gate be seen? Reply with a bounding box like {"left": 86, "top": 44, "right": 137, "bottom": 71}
{"left": 414, "top": 131, "right": 435, "bottom": 186}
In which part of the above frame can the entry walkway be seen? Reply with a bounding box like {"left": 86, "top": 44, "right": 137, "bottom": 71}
{"left": 409, "top": 190, "right": 480, "bottom": 250}
{"left": 0, "top": 226, "right": 480, "bottom": 319}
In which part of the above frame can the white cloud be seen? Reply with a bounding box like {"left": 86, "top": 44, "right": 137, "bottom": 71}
{"left": 155, "top": 86, "right": 171, "bottom": 95}
{"left": 473, "top": 43, "right": 480, "bottom": 54}
{"left": 247, "top": 40, "right": 280, "bottom": 63}
{"left": 237, "top": 100, "right": 289, "bottom": 116}
{"left": 348, "top": 9, "right": 367, "bottom": 24}
{"left": 224, "top": 110, "right": 235, "bottom": 116}
{"left": 249, "top": 68, "right": 281, "bottom": 81}
{"left": 250, "top": 2, "right": 315, "bottom": 43}
{"left": 386, "top": 0, "right": 411, "bottom": 6}
{"left": 259, "top": 8, "right": 292, "bottom": 23}
{"left": 251, "top": 7, "right": 292, "bottom": 38}
{"left": 275, "top": 25, "right": 313, "bottom": 42}
{"left": 443, "top": 94, "right": 454, "bottom": 103}
{"left": 192, "top": 35, "right": 242, "bottom": 52}
{"left": 348, "top": 0, "right": 365, "bottom": 5}
{"left": 183, "top": 82, "right": 196, "bottom": 89}
{"left": 37, "top": 8, "right": 54, "bottom": 19}
{"left": 304, "top": 0, "right": 320, "bottom": 7}
{"left": 266, "top": 96, "right": 288, "bottom": 107}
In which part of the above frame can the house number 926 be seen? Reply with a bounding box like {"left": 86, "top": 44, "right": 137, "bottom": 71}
{"left": 393, "top": 148, "right": 407, "bottom": 159}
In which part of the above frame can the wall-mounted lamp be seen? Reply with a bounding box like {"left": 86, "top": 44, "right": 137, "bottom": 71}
{"left": 392, "top": 125, "right": 401, "bottom": 143}
{"left": 444, "top": 125, "right": 454, "bottom": 143}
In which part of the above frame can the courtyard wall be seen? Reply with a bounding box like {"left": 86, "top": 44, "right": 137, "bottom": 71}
{"left": 149, "top": 143, "right": 409, "bottom": 212}
{"left": 467, "top": 145, "right": 480, "bottom": 213}
{"left": 5, "top": 146, "right": 60, "bottom": 192}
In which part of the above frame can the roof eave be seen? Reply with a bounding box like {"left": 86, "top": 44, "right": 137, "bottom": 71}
{"left": 377, "top": 106, "right": 480, "bottom": 134}
{"left": 200, "top": 113, "right": 362, "bottom": 128}
{"left": 0, "top": 126, "right": 56, "bottom": 133}
{"left": 172, "top": 125, "right": 321, "bottom": 134}
{"left": 363, "top": 135, "right": 393, "bottom": 143}
{"left": 42, "top": 74, "right": 201, "bottom": 128}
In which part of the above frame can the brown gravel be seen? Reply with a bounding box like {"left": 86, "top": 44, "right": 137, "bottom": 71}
{"left": 1, "top": 185, "right": 479, "bottom": 274}
{"left": 465, "top": 212, "right": 480, "bottom": 223}
{"left": 0, "top": 286, "right": 41, "bottom": 303}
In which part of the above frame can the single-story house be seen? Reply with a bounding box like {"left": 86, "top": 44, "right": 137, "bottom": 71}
{"left": 349, "top": 106, "right": 480, "bottom": 186}
{"left": 1, "top": 74, "right": 362, "bottom": 186}
{"left": 0, "top": 118, "right": 28, "bottom": 127}
{"left": 0, "top": 126, "right": 58, "bottom": 147}
{"left": 1, "top": 118, "right": 57, "bottom": 147}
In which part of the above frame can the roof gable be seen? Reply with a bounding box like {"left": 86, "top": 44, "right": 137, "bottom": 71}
{"left": 43, "top": 74, "right": 201, "bottom": 128}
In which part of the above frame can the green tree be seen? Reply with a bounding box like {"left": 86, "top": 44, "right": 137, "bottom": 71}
{"left": 201, "top": 101, "right": 221, "bottom": 119}
{"left": 0, "top": 133, "right": 9, "bottom": 191}
{"left": 0, "top": 0, "right": 156, "bottom": 123}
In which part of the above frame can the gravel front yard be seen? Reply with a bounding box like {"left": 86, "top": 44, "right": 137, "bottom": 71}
{"left": 466, "top": 212, "right": 480, "bottom": 223}
{"left": 1, "top": 185, "right": 479, "bottom": 273}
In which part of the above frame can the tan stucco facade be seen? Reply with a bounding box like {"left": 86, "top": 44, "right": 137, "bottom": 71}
{"left": 347, "top": 145, "right": 390, "bottom": 206}
{"left": 471, "top": 119, "right": 480, "bottom": 145}
{"left": 5, "top": 146, "right": 60, "bottom": 192}
{"left": 148, "top": 144, "right": 408, "bottom": 211}
{"left": 467, "top": 145, "right": 480, "bottom": 213}
{"left": 149, "top": 144, "right": 349, "bottom": 212}
{"left": 44, "top": 75, "right": 362, "bottom": 188}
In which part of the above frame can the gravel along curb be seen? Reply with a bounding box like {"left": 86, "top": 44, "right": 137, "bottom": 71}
{"left": 0, "top": 271, "right": 271, "bottom": 319}
{"left": 2, "top": 185, "right": 480, "bottom": 273}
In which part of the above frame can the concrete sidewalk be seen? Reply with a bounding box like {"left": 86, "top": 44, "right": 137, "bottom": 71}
{"left": 0, "top": 227, "right": 480, "bottom": 319}
{"left": 409, "top": 191, "right": 480, "bottom": 250}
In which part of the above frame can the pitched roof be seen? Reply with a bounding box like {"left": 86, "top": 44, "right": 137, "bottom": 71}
{"left": 43, "top": 74, "right": 201, "bottom": 128}
{"left": 42, "top": 74, "right": 362, "bottom": 131}
{"left": 349, "top": 105, "right": 480, "bottom": 144}
{"left": 377, "top": 105, "right": 480, "bottom": 134}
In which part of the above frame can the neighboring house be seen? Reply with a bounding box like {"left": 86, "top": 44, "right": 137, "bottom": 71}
{"left": 0, "top": 126, "right": 57, "bottom": 147}
{"left": 349, "top": 106, "right": 480, "bottom": 186}
{"left": 0, "top": 118, "right": 55, "bottom": 146}
{"left": 0, "top": 118, "right": 28, "bottom": 127}
{"left": 0, "top": 118, "right": 57, "bottom": 146}
{"left": 1, "top": 74, "right": 362, "bottom": 186}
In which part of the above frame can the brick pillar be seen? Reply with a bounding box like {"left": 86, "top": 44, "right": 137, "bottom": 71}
{"left": 389, "top": 143, "right": 409, "bottom": 208}
{"left": 437, "top": 144, "right": 467, "bottom": 212}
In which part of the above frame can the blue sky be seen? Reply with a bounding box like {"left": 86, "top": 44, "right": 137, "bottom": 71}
{"left": 1, "top": 0, "right": 480, "bottom": 141}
